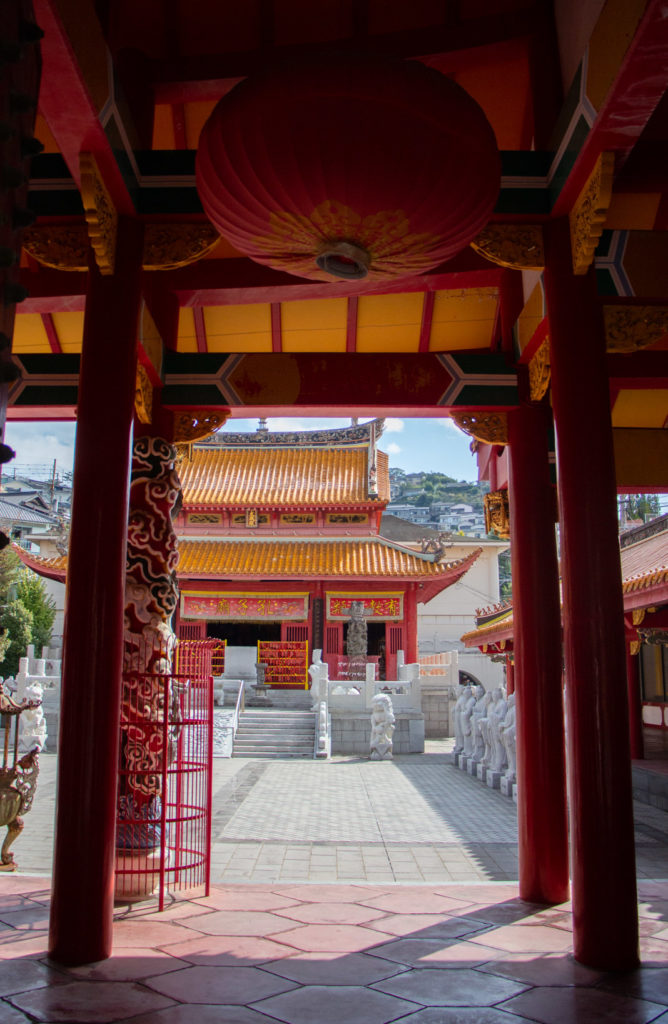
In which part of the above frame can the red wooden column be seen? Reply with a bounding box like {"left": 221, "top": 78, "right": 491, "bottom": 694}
{"left": 508, "top": 402, "right": 568, "bottom": 905}
{"left": 49, "top": 220, "right": 143, "bottom": 966}
{"left": 544, "top": 219, "right": 638, "bottom": 969}
{"left": 626, "top": 645, "right": 645, "bottom": 761}
{"left": 404, "top": 585, "right": 418, "bottom": 663}
{"left": 505, "top": 655, "right": 515, "bottom": 695}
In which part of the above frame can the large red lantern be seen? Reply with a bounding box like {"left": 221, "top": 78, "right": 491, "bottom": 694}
{"left": 196, "top": 56, "right": 500, "bottom": 283}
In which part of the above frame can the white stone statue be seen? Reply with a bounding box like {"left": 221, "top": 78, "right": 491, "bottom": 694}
{"left": 369, "top": 693, "right": 395, "bottom": 760}
{"left": 19, "top": 680, "right": 47, "bottom": 752}
{"left": 472, "top": 689, "right": 493, "bottom": 761}
{"left": 309, "top": 650, "right": 329, "bottom": 709}
{"left": 452, "top": 684, "right": 472, "bottom": 754}
{"left": 499, "top": 693, "right": 517, "bottom": 782}
{"left": 461, "top": 685, "right": 480, "bottom": 757}
{"left": 488, "top": 687, "right": 508, "bottom": 773}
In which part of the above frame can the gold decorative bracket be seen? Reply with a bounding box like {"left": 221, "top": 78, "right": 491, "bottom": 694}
{"left": 450, "top": 412, "right": 508, "bottom": 446}
{"left": 173, "top": 409, "right": 231, "bottom": 443}
{"left": 135, "top": 363, "right": 153, "bottom": 425}
{"left": 23, "top": 222, "right": 221, "bottom": 273}
{"left": 604, "top": 305, "right": 668, "bottom": 353}
{"left": 484, "top": 490, "right": 510, "bottom": 540}
{"left": 80, "top": 153, "right": 117, "bottom": 275}
{"left": 569, "top": 151, "right": 614, "bottom": 275}
{"left": 529, "top": 337, "right": 551, "bottom": 402}
{"left": 471, "top": 225, "right": 544, "bottom": 270}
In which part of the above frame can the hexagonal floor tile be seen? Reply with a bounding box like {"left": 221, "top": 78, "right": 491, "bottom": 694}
{"left": 477, "top": 952, "right": 608, "bottom": 988}
{"left": 373, "top": 967, "right": 529, "bottom": 1006}
{"left": 360, "top": 893, "right": 472, "bottom": 916}
{"left": 145, "top": 965, "right": 297, "bottom": 1005}
{"left": 183, "top": 891, "right": 301, "bottom": 913}
{"left": 367, "top": 938, "right": 503, "bottom": 969}
{"left": 65, "top": 948, "right": 191, "bottom": 982}
{"left": 366, "top": 914, "right": 489, "bottom": 940}
{"left": 499, "top": 986, "right": 667, "bottom": 1024}
{"left": 468, "top": 925, "right": 573, "bottom": 954}
{"left": 253, "top": 984, "right": 418, "bottom": 1024}
{"left": 157, "top": 933, "right": 294, "bottom": 966}
{"left": 176, "top": 910, "right": 298, "bottom": 937}
{"left": 262, "top": 951, "right": 408, "bottom": 986}
{"left": 277, "top": 924, "right": 394, "bottom": 953}
{"left": 0, "top": 959, "right": 64, "bottom": 997}
{"left": 9, "top": 980, "right": 175, "bottom": 1023}
{"left": 274, "top": 903, "right": 388, "bottom": 926}
{"left": 275, "top": 886, "right": 388, "bottom": 904}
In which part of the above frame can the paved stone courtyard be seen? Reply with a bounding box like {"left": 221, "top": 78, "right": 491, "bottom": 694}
{"left": 12, "top": 746, "right": 668, "bottom": 885}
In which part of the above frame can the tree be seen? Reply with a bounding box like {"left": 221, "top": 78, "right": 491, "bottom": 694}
{"left": 16, "top": 570, "right": 56, "bottom": 655}
{"left": 624, "top": 494, "right": 661, "bottom": 523}
{"left": 0, "top": 599, "right": 33, "bottom": 677}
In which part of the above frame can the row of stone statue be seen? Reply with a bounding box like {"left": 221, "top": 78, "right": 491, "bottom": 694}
{"left": 453, "top": 683, "right": 516, "bottom": 782}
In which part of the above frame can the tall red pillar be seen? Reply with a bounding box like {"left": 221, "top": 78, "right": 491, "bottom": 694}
{"left": 49, "top": 220, "right": 143, "bottom": 966}
{"left": 404, "top": 585, "right": 418, "bottom": 663}
{"left": 505, "top": 656, "right": 515, "bottom": 695}
{"left": 626, "top": 645, "right": 645, "bottom": 761}
{"left": 508, "top": 402, "right": 569, "bottom": 905}
{"left": 544, "top": 219, "right": 638, "bottom": 969}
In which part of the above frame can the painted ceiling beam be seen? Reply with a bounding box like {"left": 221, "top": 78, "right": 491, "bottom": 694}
{"left": 33, "top": 0, "right": 136, "bottom": 213}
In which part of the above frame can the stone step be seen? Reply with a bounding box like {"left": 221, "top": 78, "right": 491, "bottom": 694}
{"left": 232, "top": 706, "right": 315, "bottom": 758}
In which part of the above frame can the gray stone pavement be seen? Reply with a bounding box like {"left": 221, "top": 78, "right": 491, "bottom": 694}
{"left": 8, "top": 744, "right": 668, "bottom": 884}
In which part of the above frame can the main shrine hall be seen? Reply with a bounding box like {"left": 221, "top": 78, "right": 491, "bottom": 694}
{"left": 1, "top": 0, "right": 667, "bottom": 973}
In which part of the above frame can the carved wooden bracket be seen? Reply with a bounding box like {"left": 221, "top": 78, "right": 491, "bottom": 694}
{"left": 604, "top": 305, "right": 668, "bottom": 353}
{"left": 450, "top": 412, "right": 508, "bottom": 446}
{"left": 470, "top": 224, "right": 544, "bottom": 270}
{"left": 23, "top": 222, "right": 220, "bottom": 273}
{"left": 529, "top": 337, "right": 551, "bottom": 402}
{"left": 569, "top": 151, "right": 614, "bottom": 275}
{"left": 80, "top": 153, "right": 117, "bottom": 275}
{"left": 135, "top": 363, "right": 153, "bottom": 425}
{"left": 484, "top": 489, "right": 510, "bottom": 539}
{"left": 172, "top": 409, "right": 231, "bottom": 442}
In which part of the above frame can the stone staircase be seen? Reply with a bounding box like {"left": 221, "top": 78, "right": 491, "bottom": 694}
{"left": 232, "top": 708, "right": 316, "bottom": 758}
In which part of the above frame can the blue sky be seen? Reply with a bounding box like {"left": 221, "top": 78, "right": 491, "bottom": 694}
{"left": 3, "top": 415, "right": 479, "bottom": 482}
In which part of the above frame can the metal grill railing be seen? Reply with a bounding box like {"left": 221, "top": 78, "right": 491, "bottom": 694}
{"left": 115, "top": 640, "right": 214, "bottom": 909}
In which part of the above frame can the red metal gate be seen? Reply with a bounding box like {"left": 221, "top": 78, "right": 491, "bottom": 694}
{"left": 115, "top": 639, "right": 216, "bottom": 909}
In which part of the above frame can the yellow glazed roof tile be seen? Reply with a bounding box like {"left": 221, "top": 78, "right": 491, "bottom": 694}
{"left": 177, "top": 537, "right": 480, "bottom": 579}
{"left": 180, "top": 446, "right": 390, "bottom": 507}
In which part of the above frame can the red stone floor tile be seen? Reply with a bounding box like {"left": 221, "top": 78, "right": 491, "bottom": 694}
{"left": 366, "top": 913, "right": 490, "bottom": 940}
{"left": 445, "top": 899, "right": 548, "bottom": 925}
{"left": 111, "top": 919, "right": 197, "bottom": 948}
{"left": 252, "top": 983, "right": 418, "bottom": 1024}
{"left": 144, "top": 964, "right": 298, "bottom": 1004}
{"left": 598, "top": 966, "right": 668, "bottom": 1006}
{"left": 477, "top": 952, "right": 609, "bottom": 988}
{"left": 127, "top": 1006, "right": 279, "bottom": 1024}
{"left": 640, "top": 935, "right": 668, "bottom": 965}
{"left": 0, "top": 958, "right": 65, "bottom": 996}
{"left": 372, "top": 966, "right": 529, "bottom": 1006}
{"left": 275, "top": 885, "right": 389, "bottom": 903}
{"left": 0, "top": 878, "right": 48, "bottom": 896}
{"left": 8, "top": 980, "right": 175, "bottom": 1023}
{"left": 469, "top": 924, "right": 573, "bottom": 954}
{"left": 0, "top": 904, "right": 49, "bottom": 930}
{"left": 360, "top": 892, "right": 474, "bottom": 915}
{"left": 64, "top": 947, "right": 191, "bottom": 981}
{"left": 393, "top": 1009, "right": 543, "bottom": 1024}
{"left": 273, "top": 901, "right": 388, "bottom": 925}
{"left": 436, "top": 885, "right": 521, "bottom": 904}
{"left": 157, "top": 933, "right": 295, "bottom": 966}
{"left": 176, "top": 909, "right": 299, "bottom": 937}
{"left": 499, "top": 986, "right": 667, "bottom": 1024}
{"left": 368, "top": 937, "right": 504, "bottom": 968}
{"left": 0, "top": 933, "right": 49, "bottom": 959}
{"left": 638, "top": 900, "right": 668, "bottom": 922}
{"left": 276, "top": 923, "right": 394, "bottom": 953}
{"left": 0, "top": 1000, "right": 33, "bottom": 1023}
{"left": 638, "top": 883, "right": 668, "bottom": 900}
{"left": 262, "top": 950, "right": 409, "bottom": 986}
{"left": 0, "top": 895, "right": 35, "bottom": 911}
{"left": 184, "top": 890, "right": 301, "bottom": 912}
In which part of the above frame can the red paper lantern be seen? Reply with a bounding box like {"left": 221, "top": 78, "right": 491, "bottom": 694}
{"left": 196, "top": 56, "right": 500, "bottom": 283}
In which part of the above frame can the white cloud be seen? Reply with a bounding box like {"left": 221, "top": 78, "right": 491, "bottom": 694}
{"left": 385, "top": 442, "right": 402, "bottom": 455}
{"left": 436, "top": 417, "right": 466, "bottom": 436}
{"left": 383, "top": 418, "right": 404, "bottom": 433}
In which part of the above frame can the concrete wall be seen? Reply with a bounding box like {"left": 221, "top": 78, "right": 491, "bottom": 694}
{"left": 330, "top": 710, "right": 424, "bottom": 755}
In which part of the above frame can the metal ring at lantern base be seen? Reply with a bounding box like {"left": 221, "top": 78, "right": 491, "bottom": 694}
{"left": 315, "top": 240, "right": 370, "bottom": 279}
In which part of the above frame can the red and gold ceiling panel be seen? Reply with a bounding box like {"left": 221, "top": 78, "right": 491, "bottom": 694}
{"left": 173, "top": 288, "right": 499, "bottom": 354}
{"left": 612, "top": 390, "right": 668, "bottom": 429}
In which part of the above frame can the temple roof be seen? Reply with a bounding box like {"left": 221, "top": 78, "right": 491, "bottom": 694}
{"left": 16, "top": 538, "right": 481, "bottom": 603}
{"left": 180, "top": 444, "right": 389, "bottom": 509}
{"left": 461, "top": 523, "right": 668, "bottom": 648}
